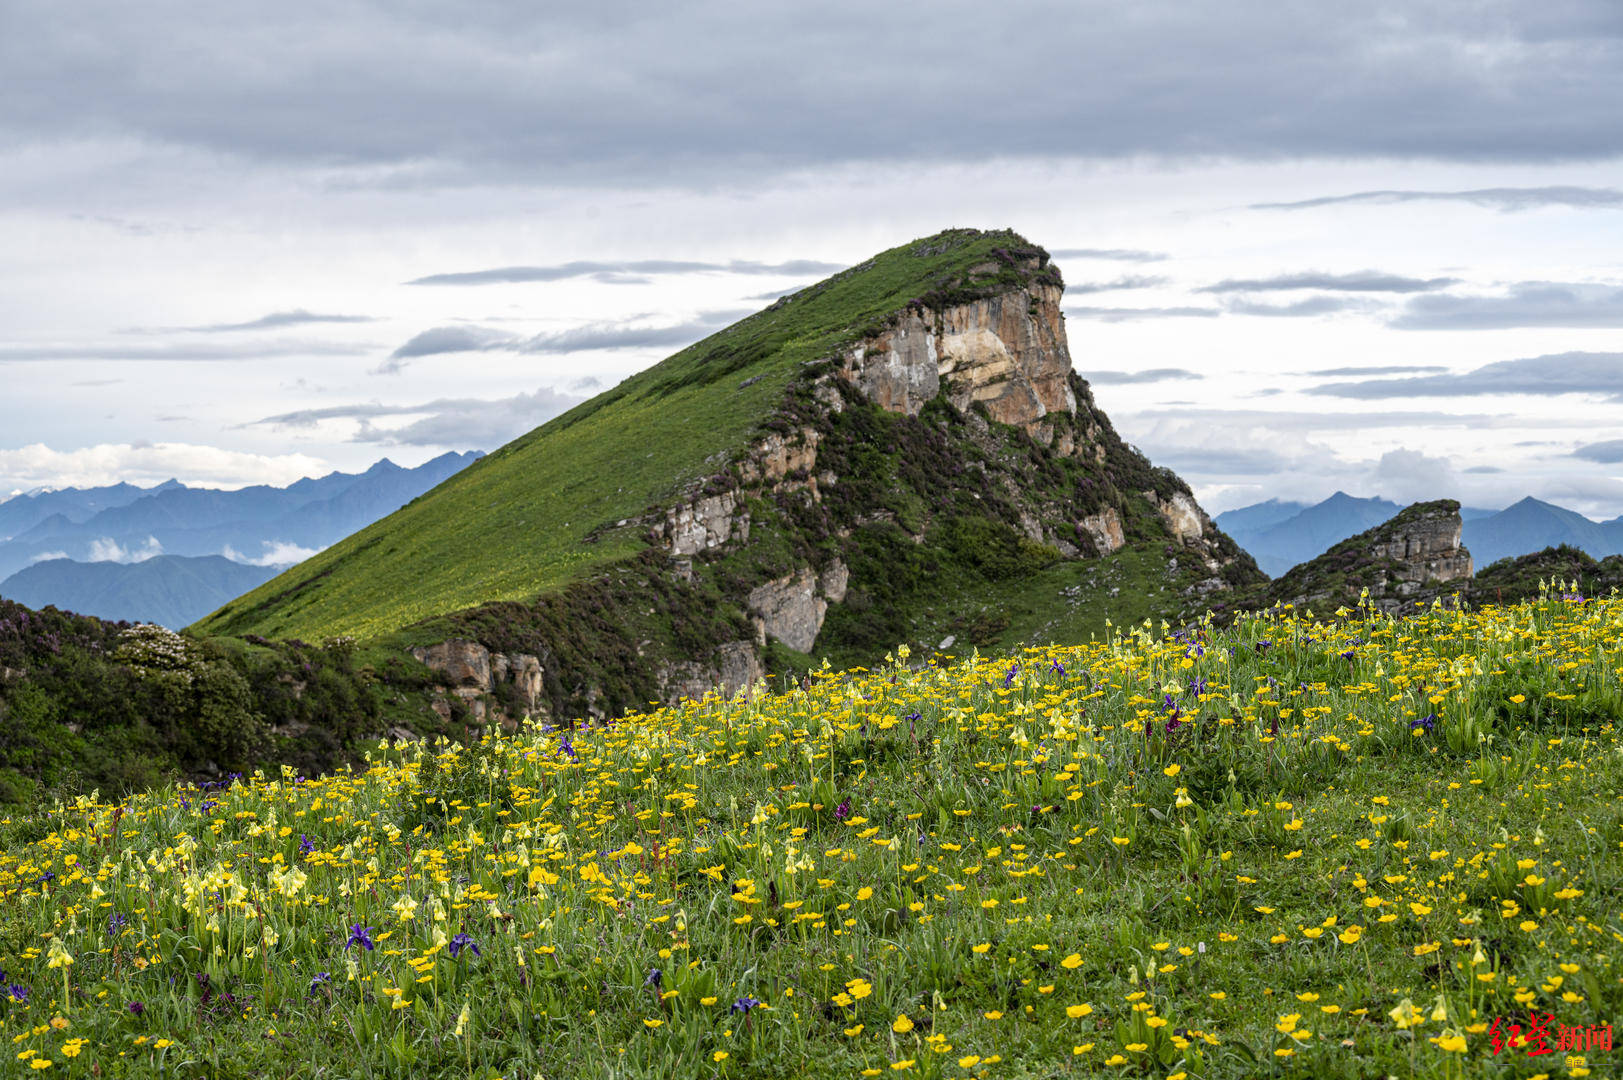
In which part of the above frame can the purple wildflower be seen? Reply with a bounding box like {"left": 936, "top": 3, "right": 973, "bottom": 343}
{"left": 299, "top": 834, "right": 315, "bottom": 857}
{"left": 730, "top": 996, "right": 762, "bottom": 1014}
{"left": 8, "top": 985, "right": 27, "bottom": 1004}
{"left": 448, "top": 933, "right": 480, "bottom": 959}
{"left": 346, "top": 924, "right": 376, "bottom": 951}
{"left": 127, "top": 1001, "right": 145, "bottom": 1016}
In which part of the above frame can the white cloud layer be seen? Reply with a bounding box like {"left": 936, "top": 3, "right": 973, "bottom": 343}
{"left": 88, "top": 535, "right": 162, "bottom": 563}
{"left": 222, "top": 540, "right": 324, "bottom": 567}
{"left": 0, "top": 443, "right": 331, "bottom": 493}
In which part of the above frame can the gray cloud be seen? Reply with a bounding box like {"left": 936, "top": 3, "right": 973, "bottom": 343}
{"left": 1308, "top": 364, "right": 1448, "bottom": 376}
{"left": 1199, "top": 271, "right": 1457, "bottom": 293}
{"left": 519, "top": 310, "right": 750, "bottom": 354}
{"left": 1065, "top": 275, "right": 1168, "bottom": 294}
{"left": 1086, "top": 368, "right": 1202, "bottom": 385}
{"left": 378, "top": 310, "right": 750, "bottom": 373}
{"left": 1308, "top": 352, "right": 1623, "bottom": 400}
{"left": 179, "top": 309, "right": 375, "bottom": 332}
{"left": 1223, "top": 296, "right": 1373, "bottom": 317}
{"left": 1049, "top": 248, "right": 1168, "bottom": 262}
{"left": 253, "top": 386, "right": 587, "bottom": 447}
{"left": 1063, "top": 306, "right": 1220, "bottom": 322}
{"left": 0, "top": 340, "right": 370, "bottom": 362}
{"left": 1252, "top": 187, "right": 1623, "bottom": 212}
{"left": 1572, "top": 439, "right": 1623, "bottom": 463}
{"left": 1389, "top": 282, "right": 1623, "bottom": 330}
{"left": 389, "top": 325, "right": 522, "bottom": 360}
{"left": 10, "top": 4, "right": 1623, "bottom": 191}
{"left": 1462, "top": 465, "right": 1504, "bottom": 474}
{"left": 407, "top": 259, "right": 843, "bottom": 286}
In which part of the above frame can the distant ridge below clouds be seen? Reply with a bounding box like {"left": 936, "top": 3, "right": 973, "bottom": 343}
{"left": 1251, "top": 187, "right": 1623, "bottom": 213}
{"left": 0, "top": 554, "right": 282, "bottom": 628}
{"left": 0, "top": 452, "right": 482, "bottom": 590}
{"left": 406, "top": 259, "right": 843, "bottom": 287}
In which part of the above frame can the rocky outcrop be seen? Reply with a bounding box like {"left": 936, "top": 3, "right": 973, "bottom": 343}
{"left": 1078, "top": 508, "right": 1125, "bottom": 556}
{"left": 831, "top": 279, "right": 1073, "bottom": 437}
{"left": 748, "top": 568, "right": 827, "bottom": 652}
{"left": 664, "top": 492, "right": 748, "bottom": 555}
{"left": 1260, "top": 500, "right": 1472, "bottom": 615}
{"left": 1371, "top": 504, "right": 1472, "bottom": 585}
{"left": 1157, "top": 492, "right": 1207, "bottom": 545}
{"left": 410, "top": 640, "right": 546, "bottom": 721}
{"left": 657, "top": 640, "right": 764, "bottom": 703}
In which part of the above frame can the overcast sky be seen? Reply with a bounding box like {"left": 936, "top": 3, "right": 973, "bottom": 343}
{"left": 4, "top": 1, "right": 1623, "bottom": 516}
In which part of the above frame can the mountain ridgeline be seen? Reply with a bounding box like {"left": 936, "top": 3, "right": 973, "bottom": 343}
{"left": 195, "top": 228, "right": 1264, "bottom": 724}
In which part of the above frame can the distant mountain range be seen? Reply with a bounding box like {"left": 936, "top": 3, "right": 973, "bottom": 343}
{"left": 0, "top": 452, "right": 481, "bottom": 625}
{"left": 0, "top": 555, "right": 281, "bottom": 628}
{"left": 1217, "top": 491, "right": 1623, "bottom": 576}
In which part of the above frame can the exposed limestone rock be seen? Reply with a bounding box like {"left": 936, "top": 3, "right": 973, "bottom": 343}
{"left": 1157, "top": 492, "right": 1207, "bottom": 544}
{"left": 1373, "top": 508, "right": 1473, "bottom": 584}
{"left": 410, "top": 640, "right": 490, "bottom": 689}
{"left": 658, "top": 640, "right": 764, "bottom": 703}
{"left": 1078, "top": 508, "right": 1125, "bottom": 555}
{"left": 832, "top": 282, "right": 1074, "bottom": 437}
{"left": 747, "top": 568, "right": 827, "bottom": 652}
{"left": 411, "top": 640, "right": 545, "bottom": 717}
{"left": 664, "top": 492, "right": 744, "bottom": 556}
{"left": 740, "top": 426, "right": 822, "bottom": 487}
{"left": 819, "top": 558, "right": 849, "bottom": 604}
{"left": 504, "top": 653, "right": 545, "bottom": 714}
{"left": 840, "top": 311, "right": 940, "bottom": 414}
{"left": 938, "top": 283, "right": 1075, "bottom": 429}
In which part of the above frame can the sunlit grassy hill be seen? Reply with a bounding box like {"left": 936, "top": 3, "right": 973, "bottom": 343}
{"left": 4, "top": 593, "right": 1619, "bottom": 1078}
{"left": 193, "top": 229, "right": 1062, "bottom": 644}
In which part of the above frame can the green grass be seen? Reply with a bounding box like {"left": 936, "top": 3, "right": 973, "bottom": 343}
{"left": 193, "top": 228, "right": 1058, "bottom": 644}
{"left": 5, "top": 592, "right": 1619, "bottom": 1078}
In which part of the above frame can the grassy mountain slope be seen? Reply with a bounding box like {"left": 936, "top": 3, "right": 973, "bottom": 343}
{"left": 196, "top": 229, "right": 1061, "bottom": 643}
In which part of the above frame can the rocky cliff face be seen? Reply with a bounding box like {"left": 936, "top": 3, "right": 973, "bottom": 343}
{"left": 422, "top": 232, "right": 1263, "bottom": 720}
{"left": 1259, "top": 500, "right": 1472, "bottom": 615}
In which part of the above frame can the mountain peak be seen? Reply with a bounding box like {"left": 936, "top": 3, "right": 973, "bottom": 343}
{"left": 196, "top": 228, "right": 1260, "bottom": 718}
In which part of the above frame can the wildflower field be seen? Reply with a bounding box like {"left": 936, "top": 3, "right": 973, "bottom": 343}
{"left": 1, "top": 593, "right": 1620, "bottom": 1078}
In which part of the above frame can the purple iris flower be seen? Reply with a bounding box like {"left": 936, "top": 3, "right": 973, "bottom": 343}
{"left": 448, "top": 933, "right": 480, "bottom": 959}
{"left": 346, "top": 924, "right": 376, "bottom": 951}
{"left": 309, "top": 972, "right": 331, "bottom": 993}
{"left": 730, "top": 996, "right": 761, "bottom": 1014}
{"left": 299, "top": 834, "right": 315, "bottom": 857}
{"left": 8, "top": 985, "right": 27, "bottom": 1004}
{"left": 1004, "top": 664, "right": 1020, "bottom": 688}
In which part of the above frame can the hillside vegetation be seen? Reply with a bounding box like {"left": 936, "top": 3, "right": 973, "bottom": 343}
{"left": 195, "top": 230, "right": 1061, "bottom": 643}
{"left": 2, "top": 592, "right": 1617, "bottom": 1078}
